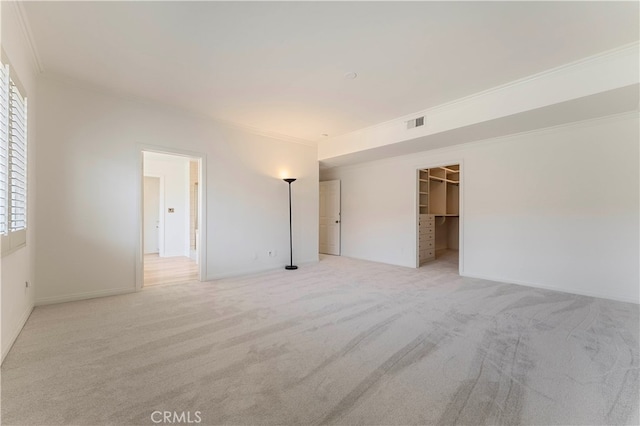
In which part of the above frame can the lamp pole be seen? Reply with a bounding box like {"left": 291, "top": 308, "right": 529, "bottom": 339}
{"left": 283, "top": 178, "right": 298, "bottom": 270}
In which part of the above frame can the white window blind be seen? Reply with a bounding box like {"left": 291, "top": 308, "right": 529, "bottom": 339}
{"left": 0, "top": 64, "right": 9, "bottom": 235}
{"left": 0, "top": 60, "right": 28, "bottom": 255}
{"left": 9, "top": 80, "right": 26, "bottom": 232}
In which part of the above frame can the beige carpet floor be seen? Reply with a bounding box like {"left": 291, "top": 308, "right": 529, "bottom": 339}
{"left": 1, "top": 251, "right": 638, "bottom": 425}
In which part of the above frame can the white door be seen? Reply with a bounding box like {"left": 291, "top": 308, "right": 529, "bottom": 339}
{"left": 143, "top": 176, "right": 160, "bottom": 254}
{"left": 319, "top": 180, "right": 341, "bottom": 255}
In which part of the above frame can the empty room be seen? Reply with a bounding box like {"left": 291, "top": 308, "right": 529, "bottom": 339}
{"left": 1, "top": 1, "right": 638, "bottom": 425}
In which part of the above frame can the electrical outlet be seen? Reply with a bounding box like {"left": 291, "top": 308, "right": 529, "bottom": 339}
{"left": 267, "top": 250, "right": 277, "bottom": 257}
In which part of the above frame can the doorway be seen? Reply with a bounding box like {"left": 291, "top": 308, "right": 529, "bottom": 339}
{"left": 141, "top": 150, "right": 204, "bottom": 287}
{"left": 416, "top": 163, "right": 462, "bottom": 271}
{"left": 319, "top": 180, "right": 341, "bottom": 255}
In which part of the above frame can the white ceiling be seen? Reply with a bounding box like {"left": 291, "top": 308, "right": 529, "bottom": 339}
{"left": 22, "top": 1, "right": 639, "bottom": 143}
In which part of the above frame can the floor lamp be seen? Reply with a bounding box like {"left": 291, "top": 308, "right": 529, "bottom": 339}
{"left": 283, "top": 178, "right": 298, "bottom": 270}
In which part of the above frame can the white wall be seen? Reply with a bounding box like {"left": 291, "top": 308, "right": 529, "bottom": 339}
{"left": 321, "top": 113, "right": 639, "bottom": 304}
{"left": 144, "top": 152, "right": 190, "bottom": 258}
{"left": 1, "top": 2, "right": 38, "bottom": 361}
{"left": 35, "top": 74, "right": 319, "bottom": 305}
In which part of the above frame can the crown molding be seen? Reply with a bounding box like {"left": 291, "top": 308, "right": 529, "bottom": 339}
{"left": 424, "top": 40, "right": 640, "bottom": 117}
{"left": 212, "top": 118, "right": 318, "bottom": 148}
{"left": 324, "top": 41, "right": 640, "bottom": 143}
{"left": 11, "top": 1, "right": 44, "bottom": 74}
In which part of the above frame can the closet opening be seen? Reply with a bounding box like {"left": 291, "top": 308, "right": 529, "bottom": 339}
{"left": 416, "top": 163, "right": 461, "bottom": 270}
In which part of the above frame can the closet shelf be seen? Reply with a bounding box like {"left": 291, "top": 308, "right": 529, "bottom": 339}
{"left": 429, "top": 176, "right": 459, "bottom": 184}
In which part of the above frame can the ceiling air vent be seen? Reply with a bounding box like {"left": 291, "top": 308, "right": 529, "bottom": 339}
{"left": 407, "top": 116, "right": 425, "bottom": 129}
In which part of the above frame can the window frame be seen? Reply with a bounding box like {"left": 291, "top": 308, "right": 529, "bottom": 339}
{"left": 0, "top": 56, "right": 28, "bottom": 257}
{"left": 0, "top": 63, "right": 9, "bottom": 237}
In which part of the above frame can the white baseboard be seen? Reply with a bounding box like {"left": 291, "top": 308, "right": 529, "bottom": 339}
{"left": 461, "top": 272, "right": 639, "bottom": 305}
{"left": 206, "top": 258, "right": 319, "bottom": 281}
{"left": 1, "top": 304, "right": 34, "bottom": 364}
{"left": 35, "top": 287, "right": 136, "bottom": 306}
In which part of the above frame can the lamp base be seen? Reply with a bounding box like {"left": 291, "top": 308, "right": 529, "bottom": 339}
{"left": 285, "top": 265, "right": 298, "bottom": 270}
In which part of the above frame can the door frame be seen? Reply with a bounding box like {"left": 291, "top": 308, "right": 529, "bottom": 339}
{"left": 415, "top": 159, "right": 464, "bottom": 275}
{"left": 136, "top": 145, "right": 207, "bottom": 291}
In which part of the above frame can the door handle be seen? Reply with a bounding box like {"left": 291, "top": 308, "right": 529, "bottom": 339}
{"left": 335, "top": 220, "right": 340, "bottom": 223}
